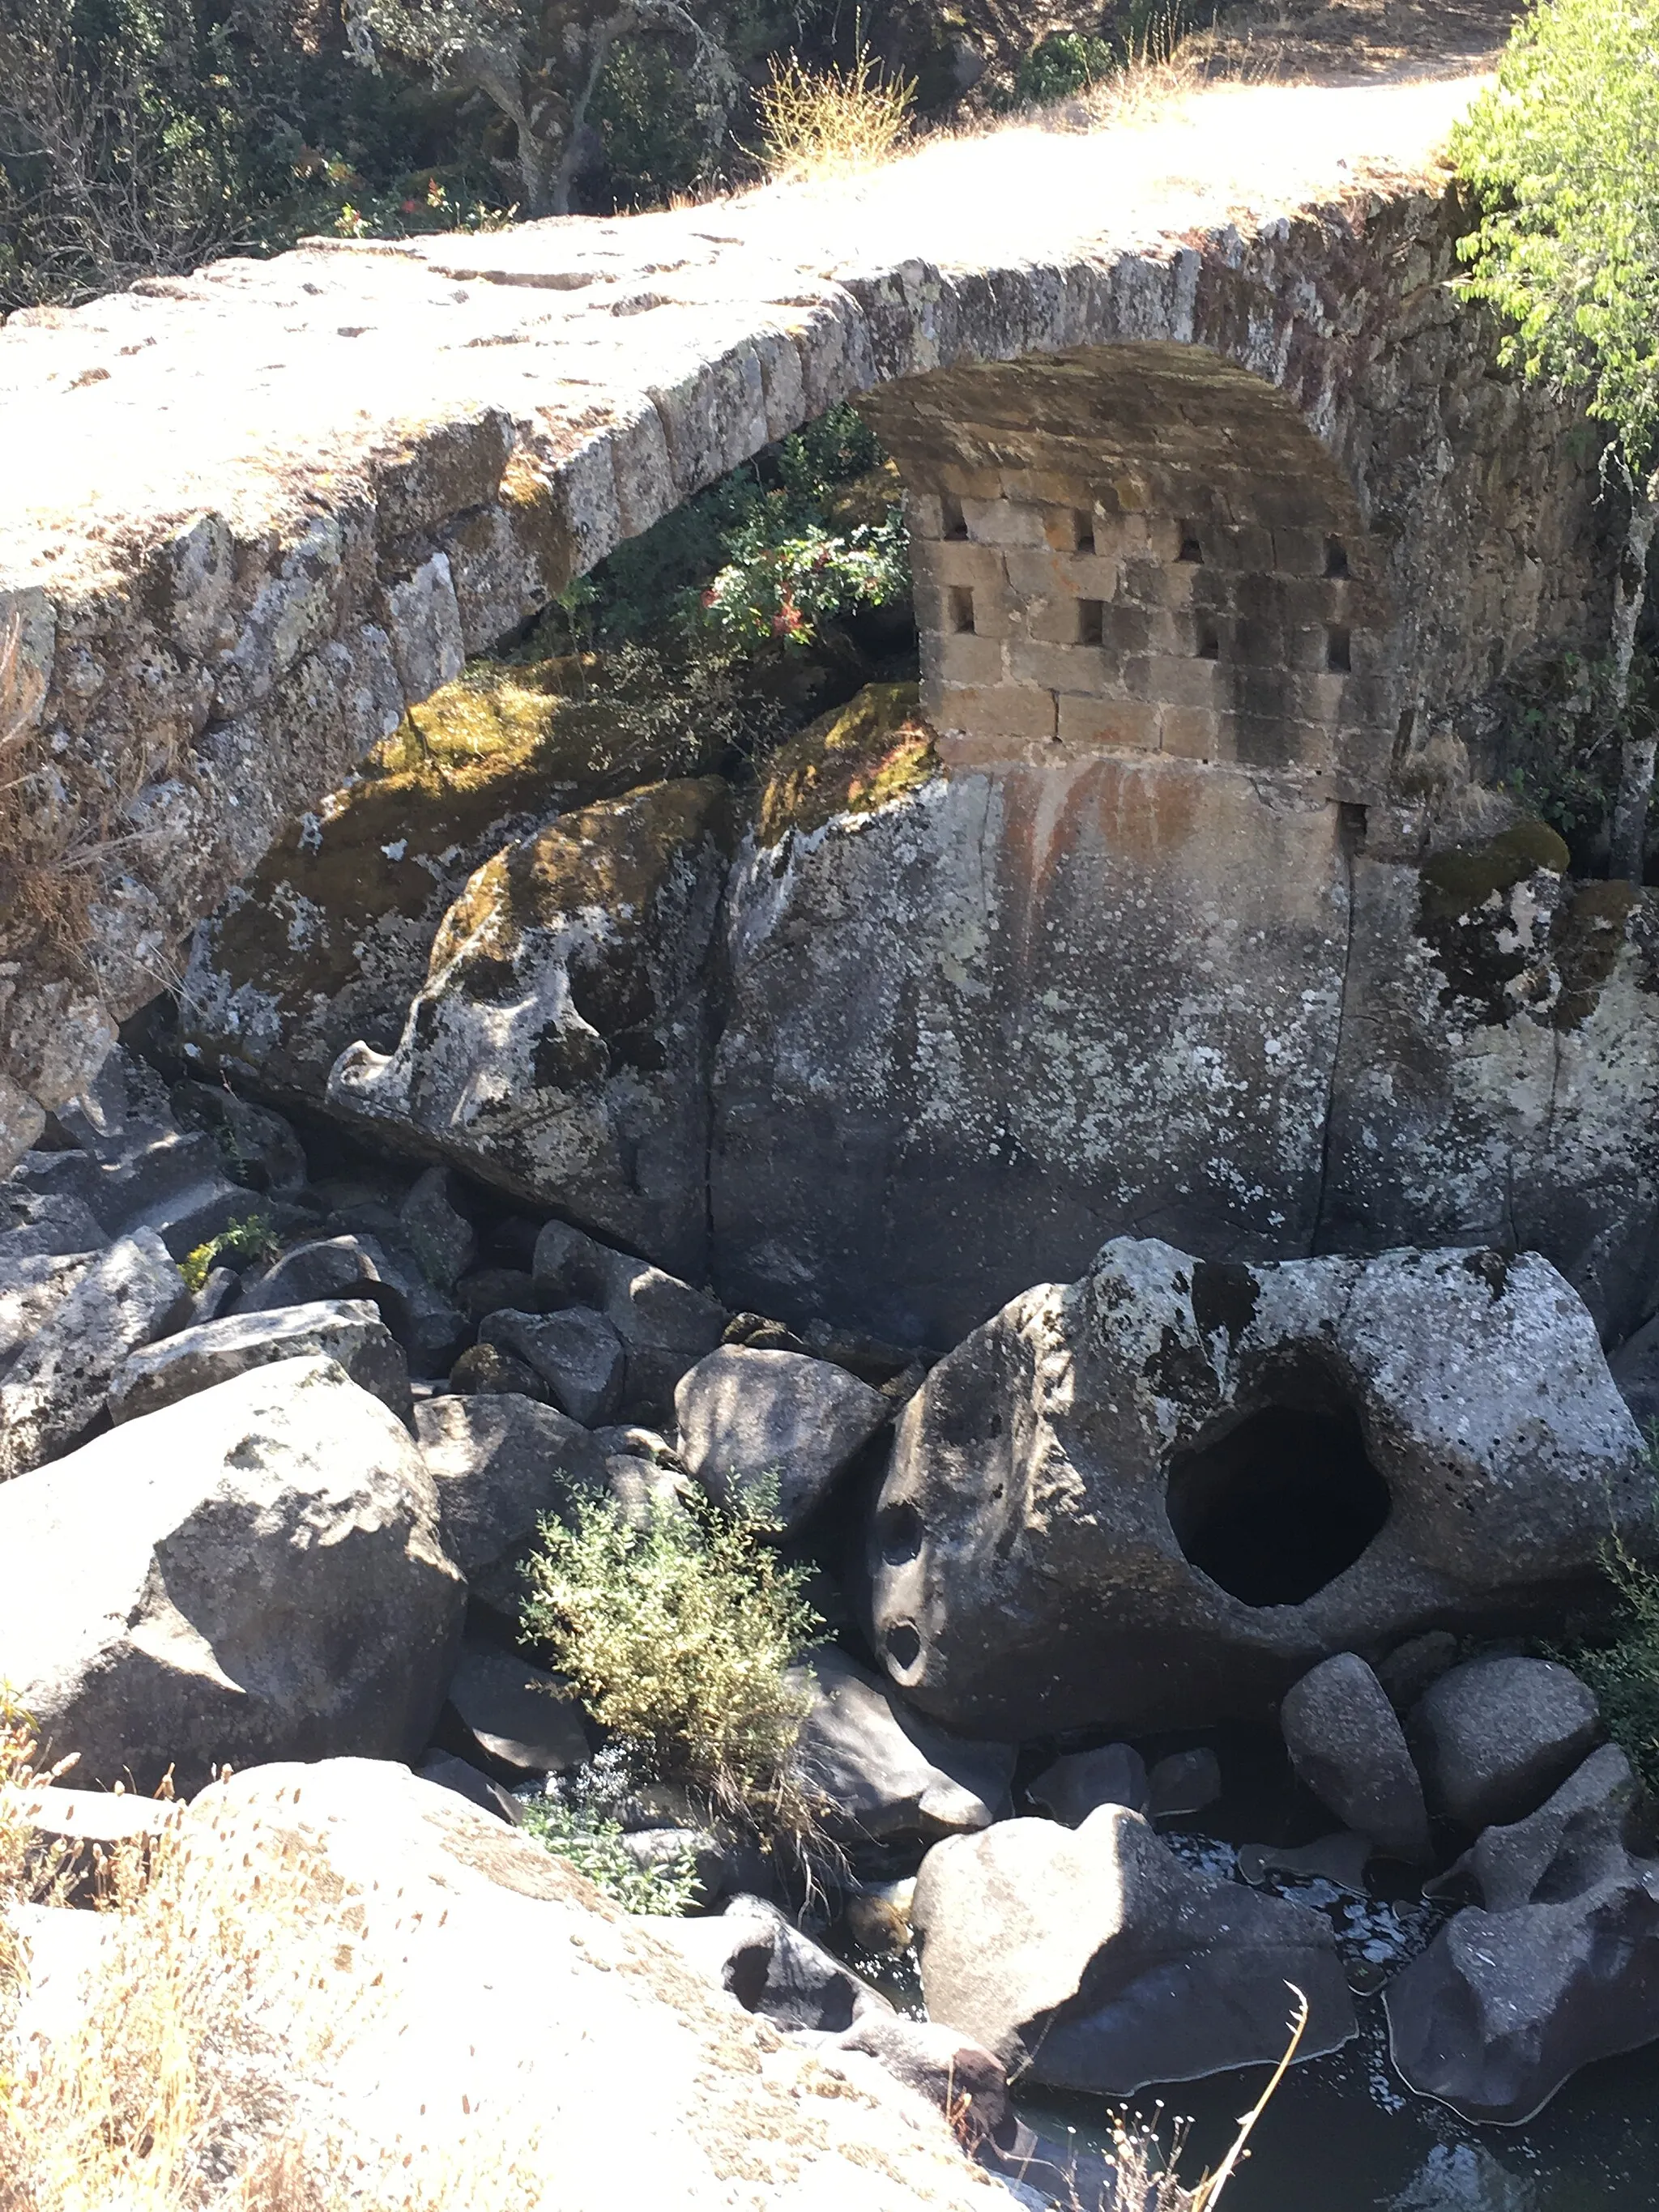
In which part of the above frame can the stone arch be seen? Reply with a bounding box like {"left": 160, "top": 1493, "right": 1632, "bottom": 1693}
{"left": 859, "top": 342, "right": 1390, "bottom": 786}
{"left": 0, "top": 189, "right": 1615, "bottom": 1166}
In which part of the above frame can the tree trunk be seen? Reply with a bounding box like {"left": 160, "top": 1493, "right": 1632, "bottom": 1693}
{"left": 1607, "top": 471, "right": 1658, "bottom": 884}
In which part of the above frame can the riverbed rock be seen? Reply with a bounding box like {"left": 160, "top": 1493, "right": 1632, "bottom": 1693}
{"left": 438, "top": 1639, "right": 590, "bottom": 1777}
{"left": 867, "top": 1237, "right": 1648, "bottom": 1737}
{"left": 397, "top": 1165, "right": 476, "bottom": 1291}
{"left": 480, "top": 1305, "right": 625, "bottom": 1426}
{"left": 0, "top": 1248, "right": 97, "bottom": 1377}
{"left": 912, "top": 1805, "right": 1355, "bottom": 2093}
{"left": 416, "top": 1749, "right": 524, "bottom": 1824}
{"left": 1410, "top": 1656, "right": 1601, "bottom": 1831}
{"left": 675, "top": 1345, "right": 889, "bottom": 1533}
{"left": 0, "top": 1229, "right": 188, "bottom": 1480}
{"left": 1375, "top": 1630, "right": 1460, "bottom": 1713}
{"left": 25, "top": 1046, "right": 249, "bottom": 1258}
{"left": 169, "top": 1080, "right": 309, "bottom": 1198}
{"left": 1385, "top": 1745, "right": 1659, "bottom": 2122}
{"left": 791, "top": 1647, "right": 1014, "bottom": 1843}
{"left": 1027, "top": 1745, "right": 1149, "bottom": 1825}
{"left": 240, "top": 1232, "right": 466, "bottom": 1373}
{"left": 412, "top": 1391, "right": 608, "bottom": 1607}
{"left": 448, "top": 1339, "right": 553, "bottom": 1400}
{"left": 1611, "top": 1311, "right": 1659, "bottom": 1433}
{"left": 109, "top": 1297, "right": 412, "bottom": 1426}
{"left": 0, "top": 1357, "right": 463, "bottom": 1791}
{"left": 532, "top": 1217, "right": 728, "bottom": 1422}
{"left": 328, "top": 778, "right": 733, "bottom": 1283}
{"left": 1281, "top": 1652, "right": 1432, "bottom": 1863}
{"left": 1145, "top": 1747, "right": 1222, "bottom": 1818}
{"left": 156, "top": 1758, "right": 992, "bottom": 2206}
{"left": 651, "top": 1894, "right": 893, "bottom": 2035}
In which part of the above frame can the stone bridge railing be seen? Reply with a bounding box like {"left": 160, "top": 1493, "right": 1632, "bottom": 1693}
{"left": 0, "top": 78, "right": 1609, "bottom": 1170}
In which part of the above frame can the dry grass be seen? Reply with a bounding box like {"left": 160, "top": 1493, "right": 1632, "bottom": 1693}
{"left": 0, "top": 1712, "right": 544, "bottom": 2212}
{"left": 755, "top": 46, "right": 917, "bottom": 183}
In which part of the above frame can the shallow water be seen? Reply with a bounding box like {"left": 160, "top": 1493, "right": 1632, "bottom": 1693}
{"left": 1016, "top": 1829, "right": 1659, "bottom": 2212}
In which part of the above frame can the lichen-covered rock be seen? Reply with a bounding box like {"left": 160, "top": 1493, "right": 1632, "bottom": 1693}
{"left": 330, "top": 778, "right": 732, "bottom": 1281}
{"left": 0, "top": 1229, "right": 189, "bottom": 1481}
{"left": 867, "top": 1236, "right": 1648, "bottom": 1738}
{"left": 179, "top": 658, "right": 725, "bottom": 1102}
{"left": 0, "top": 1357, "right": 463, "bottom": 1791}
{"left": 675, "top": 1343, "right": 889, "bottom": 1534}
{"left": 1279, "top": 1652, "right": 1431, "bottom": 1863}
{"left": 713, "top": 746, "right": 1352, "bottom": 1348}
{"left": 109, "top": 1296, "right": 413, "bottom": 1427}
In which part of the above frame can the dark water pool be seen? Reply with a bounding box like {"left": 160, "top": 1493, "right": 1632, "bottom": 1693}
{"left": 1021, "top": 2011, "right": 1659, "bottom": 2211}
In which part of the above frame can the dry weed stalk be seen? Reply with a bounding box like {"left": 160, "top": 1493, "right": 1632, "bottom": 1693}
{"left": 0, "top": 1758, "right": 548, "bottom": 2211}
{"left": 756, "top": 45, "right": 916, "bottom": 183}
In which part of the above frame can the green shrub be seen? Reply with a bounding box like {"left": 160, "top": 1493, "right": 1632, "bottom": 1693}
{"left": 1014, "top": 30, "right": 1116, "bottom": 104}
{"left": 519, "top": 1795, "right": 701, "bottom": 1916}
{"left": 180, "top": 1213, "right": 281, "bottom": 1294}
{"left": 1563, "top": 1498, "right": 1659, "bottom": 1794}
{"left": 520, "top": 1485, "right": 824, "bottom": 1835}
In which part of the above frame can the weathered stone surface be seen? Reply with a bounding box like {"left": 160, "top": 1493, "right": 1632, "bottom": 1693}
{"left": 1410, "top": 1656, "right": 1601, "bottom": 1832}
{"left": 0, "top": 1249, "right": 96, "bottom": 1378}
{"left": 1027, "top": 1745, "right": 1149, "bottom": 1826}
{"left": 676, "top": 1344, "right": 888, "bottom": 1533}
{"left": 329, "top": 779, "right": 733, "bottom": 1281}
{"left": 439, "top": 1639, "right": 590, "bottom": 1776}
{"left": 867, "top": 1237, "right": 1648, "bottom": 1737}
{"left": 412, "top": 1390, "right": 608, "bottom": 1606}
{"left": 651, "top": 1894, "right": 893, "bottom": 2035}
{"left": 0, "top": 1357, "right": 463, "bottom": 1791}
{"left": 109, "top": 1297, "right": 412, "bottom": 1426}
{"left": 397, "top": 1165, "right": 476, "bottom": 1291}
{"left": 177, "top": 657, "right": 728, "bottom": 1103}
{"left": 480, "top": 1305, "right": 625, "bottom": 1426}
{"left": 1375, "top": 1629, "right": 1460, "bottom": 1712}
{"left": 27, "top": 1047, "right": 249, "bottom": 1257}
{"left": 533, "top": 1217, "right": 727, "bottom": 1422}
{"left": 0, "top": 1229, "right": 188, "bottom": 1481}
{"left": 790, "top": 1647, "right": 1013, "bottom": 1843}
{"left": 1145, "top": 1747, "right": 1222, "bottom": 1819}
{"left": 448, "top": 1338, "right": 553, "bottom": 1402}
{"left": 166, "top": 1759, "right": 993, "bottom": 2206}
{"left": 1612, "top": 1311, "right": 1659, "bottom": 1433}
{"left": 912, "top": 1805, "right": 1354, "bottom": 2093}
{"left": 1386, "top": 1745, "right": 1659, "bottom": 2123}
{"left": 170, "top": 1080, "right": 309, "bottom": 1197}
{"left": 240, "top": 1232, "right": 466, "bottom": 1373}
{"left": 1281, "top": 1652, "right": 1431, "bottom": 1863}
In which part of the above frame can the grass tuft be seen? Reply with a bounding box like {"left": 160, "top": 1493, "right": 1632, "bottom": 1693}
{"left": 756, "top": 46, "right": 916, "bottom": 185}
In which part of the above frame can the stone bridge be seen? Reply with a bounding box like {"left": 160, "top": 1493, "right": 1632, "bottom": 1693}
{"left": 5, "top": 75, "right": 1654, "bottom": 1346}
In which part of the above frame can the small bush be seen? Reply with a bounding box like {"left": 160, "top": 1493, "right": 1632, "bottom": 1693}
{"left": 1562, "top": 1511, "right": 1659, "bottom": 1793}
{"left": 520, "top": 1486, "right": 824, "bottom": 1837}
{"left": 519, "top": 1799, "right": 700, "bottom": 1916}
{"left": 1014, "top": 31, "right": 1117, "bottom": 105}
{"left": 181, "top": 1213, "right": 282, "bottom": 1294}
{"left": 756, "top": 46, "right": 915, "bottom": 184}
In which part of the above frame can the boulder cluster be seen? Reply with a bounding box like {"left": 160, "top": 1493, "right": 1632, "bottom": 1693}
{"left": 2, "top": 1040, "right": 1657, "bottom": 2182}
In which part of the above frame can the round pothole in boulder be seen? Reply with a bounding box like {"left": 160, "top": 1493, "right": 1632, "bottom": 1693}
{"left": 1166, "top": 1401, "right": 1390, "bottom": 1607}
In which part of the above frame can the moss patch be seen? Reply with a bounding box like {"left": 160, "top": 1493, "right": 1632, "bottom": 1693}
{"left": 753, "top": 683, "right": 939, "bottom": 848}
{"left": 1417, "top": 820, "right": 1569, "bottom": 1025}
{"left": 204, "top": 655, "right": 727, "bottom": 1012}
{"left": 1552, "top": 879, "right": 1637, "bottom": 1031}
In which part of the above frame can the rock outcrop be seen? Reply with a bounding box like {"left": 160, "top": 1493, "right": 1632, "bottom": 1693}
{"left": 329, "top": 778, "right": 732, "bottom": 1281}
{"left": 0, "top": 1357, "right": 463, "bottom": 1791}
{"left": 866, "top": 1236, "right": 1648, "bottom": 1736}
{"left": 912, "top": 1805, "right": 1355, "bottom": 2093}
{"left": 108, "top": 1296, "right": 413, "bottom": 1426}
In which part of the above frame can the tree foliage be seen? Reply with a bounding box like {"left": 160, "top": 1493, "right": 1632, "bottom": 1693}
{"left": 1451, "top": 0, "right": 1659, "bottom": 476}
{"left": 1452, "top": 0, "right": 1659, "bottom": 882}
